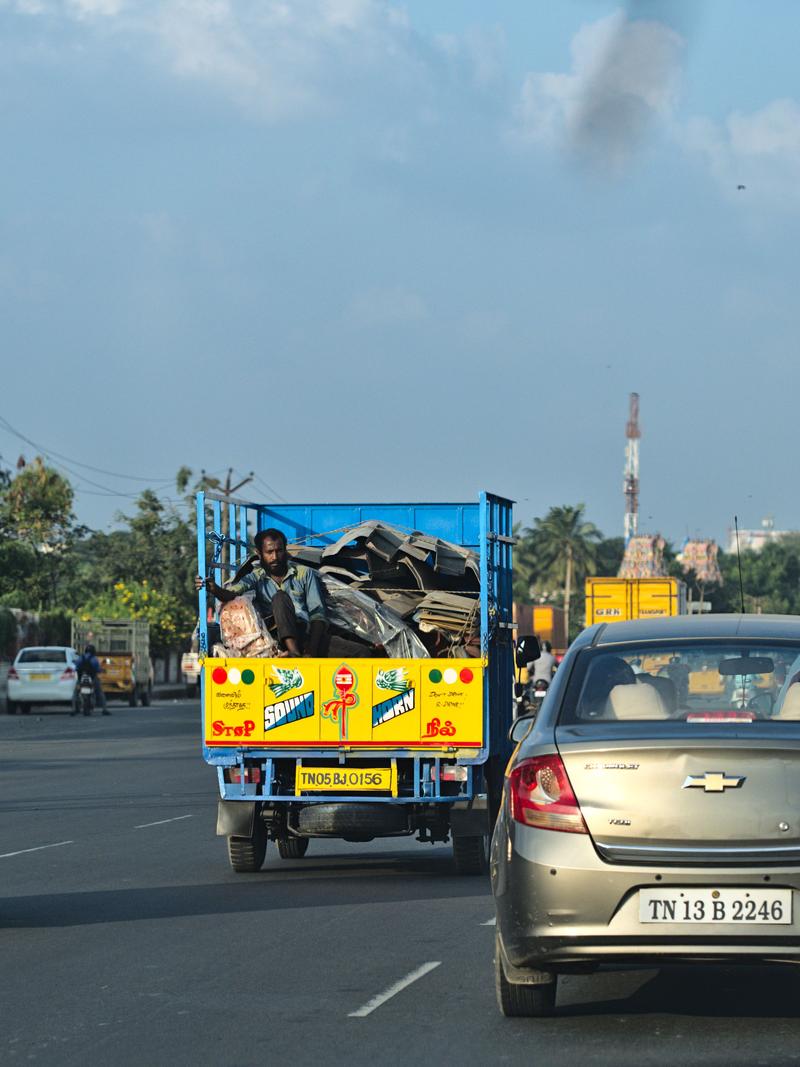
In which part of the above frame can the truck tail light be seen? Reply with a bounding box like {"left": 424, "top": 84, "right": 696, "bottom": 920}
{"left": 437, "top": 764, "right": 468, "bottom": 782}
{"left": 61, "top": 668, "right": 76, "bottom": 681}
{"left": 8, "top": 667, "right": 19, "bottom": 680}
{"left": 508, "top": 755, "right": 587, "bottom": 834}
{"left": 228, "top": 767, "right": 262, "bottom": 785}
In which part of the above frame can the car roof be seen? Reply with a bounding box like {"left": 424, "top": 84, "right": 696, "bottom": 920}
{"left": 592, "top": 613, "right": 800, "bottom": 645}
{"left": 15, "top": 646, "right": 75, "bottom": 654}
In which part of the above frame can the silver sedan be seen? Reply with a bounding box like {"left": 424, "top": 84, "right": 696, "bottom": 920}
{"left": 492, "top": 614, "right": 800, "bottom": 1017}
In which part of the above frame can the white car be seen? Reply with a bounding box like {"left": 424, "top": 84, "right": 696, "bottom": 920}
{"left": 181, "top": 650, "right": 201, "bottom": 696}
{"left": 6, "top": 646, "right": 79, "bottom": 714}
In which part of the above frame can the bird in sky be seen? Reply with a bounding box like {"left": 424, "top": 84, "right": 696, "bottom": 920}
{"left": 737, "top": 184, "right": 746, "bottom": 191}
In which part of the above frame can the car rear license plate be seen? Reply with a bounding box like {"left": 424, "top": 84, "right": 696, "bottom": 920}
{"left": 639, "top": 888, "right": 792, "bottom": 924}
{"left": 29, "top": 673, "right": 52, "bottom": 681}
{"left": 295, "top": 766, "right": 396, "bottom": 795}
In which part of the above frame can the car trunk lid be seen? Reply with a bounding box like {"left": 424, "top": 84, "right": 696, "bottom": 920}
{"left": 555, "top": 724, "right": 800, "bottom": 864}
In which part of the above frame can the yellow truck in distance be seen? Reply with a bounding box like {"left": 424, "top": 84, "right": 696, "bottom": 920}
{"left": 584, "top": 577, "right": 687, "bottom": 628}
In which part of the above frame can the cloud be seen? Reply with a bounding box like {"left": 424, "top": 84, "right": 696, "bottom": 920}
{"left": 3, "top": 0, "right": 439, "bottom": 122}
{"left": 513, "top": 10, "right": 684, "bottom": 169}
{"left": 684, "top": 99, "right": 800, "bottom": 206}
{"left": 67, "top": 0, "right": 124, "bottom": 16}
{"left": 347, "top": 285, "right": 428, "bottom": 327}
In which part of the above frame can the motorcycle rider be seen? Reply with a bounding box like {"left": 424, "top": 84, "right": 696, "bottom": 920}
{"left": 528, "top": 640, "right": 557, "bottom": 685}
{"left": 71, "top": 644, "right": 110, "bottom": 716}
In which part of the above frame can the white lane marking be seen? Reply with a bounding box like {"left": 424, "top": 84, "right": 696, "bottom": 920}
{"left": 348, "top": 961, "right": 441, "bottom": 1018}
{"left": 0, "top": 840, "right": 73, "bottom": 859}
{"left": 481, "top": 916, "right": 496, "bottom": 926}
{"left": 134, "top": 814, "right": 194, "bottom": 829}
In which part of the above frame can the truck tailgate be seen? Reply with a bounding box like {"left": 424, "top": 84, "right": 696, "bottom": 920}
{"left": 204, "top": 656, "right": 483, "bottom": 750}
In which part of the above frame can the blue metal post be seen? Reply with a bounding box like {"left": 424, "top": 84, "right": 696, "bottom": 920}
{"left": 196, "top": 491, "right": 208, "bottom": 655}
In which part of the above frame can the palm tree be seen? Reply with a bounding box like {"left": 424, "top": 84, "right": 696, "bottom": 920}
{"left": 534, "top": 505, "right": 601, "bottom": 639}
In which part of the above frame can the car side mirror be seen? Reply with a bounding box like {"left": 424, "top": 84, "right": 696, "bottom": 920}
{"left": 508, "top": 711, "right": 537, "bottom": 743}
{"left": 515, "top": 634, "right": 540, "bottom": 670}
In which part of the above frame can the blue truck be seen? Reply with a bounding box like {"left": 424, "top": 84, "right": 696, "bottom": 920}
{"left": 196, "top": 490, "right": 517, "bottom": 875}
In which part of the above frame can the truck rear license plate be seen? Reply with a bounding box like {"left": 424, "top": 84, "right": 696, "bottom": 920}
{"left": 295, "top": 767, "right": 396, "bottom": 795}
{"left": 639, "top": 888, "right": 792, "bottom": 924}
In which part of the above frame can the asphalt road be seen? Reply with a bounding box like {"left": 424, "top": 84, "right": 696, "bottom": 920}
{"left": 3, "top": 702, "right": 800, "bottom": 1066}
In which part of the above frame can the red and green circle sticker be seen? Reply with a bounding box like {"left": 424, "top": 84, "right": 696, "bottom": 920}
{"left": 428, "top": 669, "right": 442, "bottom": 684}
{"left": 212, "top": 667, "right": 227, "bottom": 684}
{"left": 241, "top": 669, "right": 255, "bottom": 685}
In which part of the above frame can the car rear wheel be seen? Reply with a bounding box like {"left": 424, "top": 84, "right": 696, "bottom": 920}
{"left": 277, "top": 837, "right": 309, "bottom": 859}
{"left": 6, "top": 700, "right": 17, "bottom": 715}
{"left": 452, "top": 833, "right": 489, "bottom": 875}
{"left": 20, "top": 703, "right": 31, "bottom": 715}
{"left": 494, "top": 935, "right": 557, "bottom": 1018}
{"left": 227, "top": 818, "right": 268, "bottom": 873}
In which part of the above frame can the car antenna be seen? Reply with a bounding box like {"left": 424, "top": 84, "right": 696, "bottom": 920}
{"left": 734, "top": 515, "right": 745, "bottom": 613}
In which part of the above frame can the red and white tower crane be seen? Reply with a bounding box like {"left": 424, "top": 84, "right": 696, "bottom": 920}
{"left": 624, "top": 392, "right": 640, "bottom": 545}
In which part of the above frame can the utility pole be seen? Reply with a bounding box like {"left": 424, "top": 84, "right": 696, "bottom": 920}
{"left": 223, "top": 468, "right": 254, "bottom": 498}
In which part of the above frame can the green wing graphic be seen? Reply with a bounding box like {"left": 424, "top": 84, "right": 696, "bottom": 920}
{"left": 268, "top": 667, "right": 304, "bottom": 698}
{"left": 375, "top": 668, "right": 410, "bottom": 693}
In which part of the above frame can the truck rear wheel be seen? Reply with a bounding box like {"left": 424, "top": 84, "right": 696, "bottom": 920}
{"left": 140, "top": 684, "right": 152, "bottom": 707}
{"left": 277, "top": 837, "right": 309, "bottom": 859}
{"left": 227, "top": 818, "right": 268, "bottom": 873}
{"left": 128, "top": 689, "right": 137, "bottom": 708}
{"left": 452, "top": 833, "right": 489, "bottom": 875}
{"left": 6, "top": 700, "right": 17, "bottom": 715}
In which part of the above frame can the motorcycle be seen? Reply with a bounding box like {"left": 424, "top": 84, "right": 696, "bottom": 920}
{"left": 530, "top": 677, "right": 550, "bottom": 709}
{"left": 76, "top": 673, "right": 95, "bottom": 717}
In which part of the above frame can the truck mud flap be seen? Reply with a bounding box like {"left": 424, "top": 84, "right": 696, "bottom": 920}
{"left": 216, "top": 799, "right": 257, "bottom": 838}
{"left": 449, "top": 795, "right": 489, "bottom": 838}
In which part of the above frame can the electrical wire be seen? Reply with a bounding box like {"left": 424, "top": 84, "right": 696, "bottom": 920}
{"left": 252, "top": 472, "right": 289, "bottom": 504}
{"left": 0, "top": 413, "right": 281, "bottom": 507}
{"left": 0, "top": 413, "right": 174, "bottom": 483}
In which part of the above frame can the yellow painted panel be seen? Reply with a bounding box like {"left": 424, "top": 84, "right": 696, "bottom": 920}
{"left": 369, "top": 662, "right": 421, "bottom": 744}
{"left": 417, "top": 660, "right": 483, "bottom": 747}
{"left": 204, "top": 657, "right": 484, "bottom": 749}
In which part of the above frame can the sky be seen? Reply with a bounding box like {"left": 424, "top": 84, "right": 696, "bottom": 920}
{"left": 2, "top": 0, "right": 800, "bottom": 547}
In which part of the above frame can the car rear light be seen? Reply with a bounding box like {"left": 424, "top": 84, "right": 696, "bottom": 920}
{"left": 7, "top": 667, "right": 19, "bottom": 680}
{"left": 61, "top": 668, "right": 76, "bottom": 681}
{"left": 508, "top": 755, "right": 587, "bottom": 834}
{"left": 228, "top": 767, "right": 262, "bottom": 785}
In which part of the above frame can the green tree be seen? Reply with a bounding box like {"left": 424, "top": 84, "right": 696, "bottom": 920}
{"left": 0, "top": 456, "right": 82, "bottom": 608}
{"left": 79, "top": 579, "right": 195, "bottom": 658}
{"left": 533, "top": 505, "right": 602, "bottom": 640}
{"left": 595, "top": 536, "right": 625, "bottom": 578}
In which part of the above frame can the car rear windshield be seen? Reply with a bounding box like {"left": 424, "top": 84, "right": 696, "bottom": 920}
{"left": 559, "top": 641, "right": 800, "bottom": 724}
{"left": 17, "top": 649, "right": 68, "bottom": 664}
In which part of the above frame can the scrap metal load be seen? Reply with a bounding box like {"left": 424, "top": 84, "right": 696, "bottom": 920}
{"left": 217, "top": 520, "right": 481, "bottom": 660}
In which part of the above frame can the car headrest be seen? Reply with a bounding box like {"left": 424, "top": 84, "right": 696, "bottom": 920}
{"left": 775, "top": 682, "right": 800, "bottom": 720}
{"left": 605, "top": 682, "right": 671, "bottom": 720}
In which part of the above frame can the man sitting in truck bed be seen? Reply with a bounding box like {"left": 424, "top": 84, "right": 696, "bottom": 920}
{"left": 197, "top": 528, "right": 327, "bottom": 657}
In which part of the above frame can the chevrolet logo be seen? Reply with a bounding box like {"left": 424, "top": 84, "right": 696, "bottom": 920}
{"left": 682, "top": 771, "right": 746, "bottom": 793}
